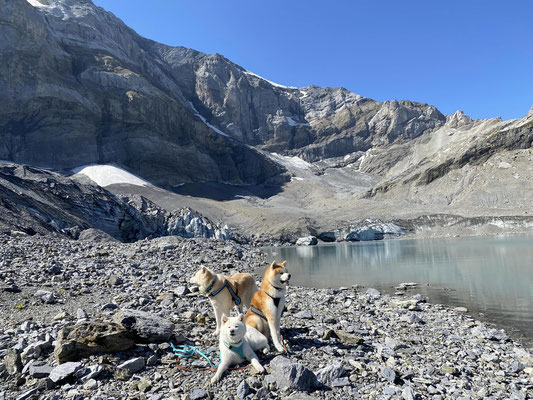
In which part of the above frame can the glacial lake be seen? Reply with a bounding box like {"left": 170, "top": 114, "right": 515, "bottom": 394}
{"left": 263, "top": 235, "right": 533, "bottom": 346}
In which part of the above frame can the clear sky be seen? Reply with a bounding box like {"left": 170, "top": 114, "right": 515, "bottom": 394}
{"left": 93, "top": 0, "right": 532, "bottom": 120}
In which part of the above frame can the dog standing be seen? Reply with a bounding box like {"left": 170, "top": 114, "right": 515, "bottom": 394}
{"left": 190, "top": 266, "right": 257, "bottom": 336}
{"left": 211, "top": 314, "right": 268, "bottom": 383}
{"left": 245, "top": 261, "right": 290, "bottom": 353}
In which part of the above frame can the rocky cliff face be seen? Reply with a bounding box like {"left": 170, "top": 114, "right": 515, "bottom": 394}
{"left": 0, "top": 0, "right": 285, "bottom": 186}
{"left": 154, "top": 47, "right": 447, "bottom": 162}
{"left": 1, "top": 0, "right": 448, "bottom": 185}
{"left": 0, "top": 163, "right": 232, "bottom": 241}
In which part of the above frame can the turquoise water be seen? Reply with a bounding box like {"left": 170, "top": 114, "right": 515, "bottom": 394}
{"left": 263, "top": 235, "right": 533, "bottom": 346}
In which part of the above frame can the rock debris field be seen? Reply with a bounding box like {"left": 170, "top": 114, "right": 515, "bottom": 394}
{"left": 1, "top": 233, "right": 532, "bottom": 400}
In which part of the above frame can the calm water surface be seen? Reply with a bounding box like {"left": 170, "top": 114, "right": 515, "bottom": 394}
{"left": 263, "top": 235, "right": 533, "bottom": 346}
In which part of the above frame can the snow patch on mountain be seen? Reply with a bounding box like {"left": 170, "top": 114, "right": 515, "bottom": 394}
{"left": 72, "top": 164, "right": 150, "bottom": 187}
{"left": 188, "top": 102, "right": 230, "bottom": 137}
{"left": 286, "top": 116, "right": 311, "bottom": 127}
{"left": 269, "top": 153, "right": 312, "bottom": 170}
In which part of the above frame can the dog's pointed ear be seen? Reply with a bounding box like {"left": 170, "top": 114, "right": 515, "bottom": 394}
{"left": 221, "top": 314, "right": 228, "bottom": 324}
{"left": 270, "top": 261, "right": 275, "bottom": 268}
{"left": 238, "top": 314, "right": 244, "bottom": 321}
{"left": 280, "top": 260, "right": 286, "bottom": 266}
{"left": 200, "top": 266, "right": 206, "bottom": 273}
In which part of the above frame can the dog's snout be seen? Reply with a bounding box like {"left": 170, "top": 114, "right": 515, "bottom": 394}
{"left": 288, "top": 274, "right": 291, "bottom": 280}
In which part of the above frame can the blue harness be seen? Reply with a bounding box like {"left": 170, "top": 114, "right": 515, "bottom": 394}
{"left": 223, "top": 340, "right": 246, "bottom": 359}
{"left": 206, "top": 279, "right": 243, "bottom": 313}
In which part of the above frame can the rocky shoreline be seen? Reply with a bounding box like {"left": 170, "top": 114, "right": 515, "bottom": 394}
{"left": 1, "top": 233, "right": 532, "bottom": 399}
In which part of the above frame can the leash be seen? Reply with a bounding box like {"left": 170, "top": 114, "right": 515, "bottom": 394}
{"left": 168, "top": 342, "right": 251, "bottom": 372}
{"left": 169, "top": 342, "right": 219, "bottom": 368}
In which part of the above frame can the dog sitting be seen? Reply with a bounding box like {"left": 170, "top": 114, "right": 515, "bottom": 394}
{"left": 211, "top": 314, "right": 268, "bottom": 384}
{"left": 245, "top": 261, "right": 291, "bottom": 353}
{"left": 190, "top": 266, "right": 257, "bottom": 336}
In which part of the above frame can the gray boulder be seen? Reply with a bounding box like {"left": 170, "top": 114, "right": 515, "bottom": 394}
{"left": 269, "top": 356, "right": 316, "bottom": 392}
{"left": 295, "top": 236, "right": 318, "bottom": 246}
{"left": 49, "top": 361, "right": 81, "bottom": 383}
{"left": 117, "top": 357, "right": 145, "bottom": 374}
{"left": 113, "top": 309, "right": 175, "bottom": 343}
{"left": 4, "top": 349, "right": 22, "bottom": 375}
{"left": 366, "top": 288, "right": 381, "bottom": 299}
{"left": 316, "top": 362, "right": 347, "bottom": 386}
{"left": 34, "top": 290, "right": 56, "bottom": 304}
{"left": 78, "top": 228, "right": 118, "bottom": 242}
{"left": 28, "top": 362, "right": 53, "bottom": 378}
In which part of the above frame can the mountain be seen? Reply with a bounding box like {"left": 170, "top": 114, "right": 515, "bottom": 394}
{"left": 0, "top": 0, "right": 284, "bottom": 186}
{"left": 0, "top": 0, "right": 532, "bottom": 240}
{"left": 1, "top": 0, "right": 446, "bottom": 183}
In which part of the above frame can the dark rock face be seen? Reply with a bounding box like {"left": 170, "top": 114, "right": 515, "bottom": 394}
{"left": 0, "top": 0, "right": 285, "bottom": 186}
{"left": 0, "top": 163, "right": 234, "bottom": 241}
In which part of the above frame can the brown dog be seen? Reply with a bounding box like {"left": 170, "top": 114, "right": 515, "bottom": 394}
{"left": 245, "top": 261, "right": 290, "bottom": 352}
{"left": 190, "top": 266, "right": 257, "bottom": 336}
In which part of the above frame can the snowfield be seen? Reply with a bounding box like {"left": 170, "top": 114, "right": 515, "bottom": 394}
{"left": 72, "top": 164, "right": 150, "bottom": 187}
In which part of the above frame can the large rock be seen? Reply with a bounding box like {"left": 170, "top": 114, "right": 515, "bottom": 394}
{"left": 269, "top": 356, "right": 317, "bottom": 392}
{"left": 49, "top": 361, "right": 81, "bottom": 383}
{"left": 78, "top": 228, "right": 118, "bottom": 243}
{"left": 113, "top": 309, "right": 175, "bottom": 343}
{"left": 4, "top": 349, "right": 22, "bottom": 375}
{"left": 54, "top": 321, "right": 135, "bottom": 363}
{"left": 117, "top": 357, "right": 145, "bottom": 374}
{"left": 28, "top": 362, "right": 53, "bottom": 378}
{"left": 295, "top": 236, "right": 318, "bottom": 246}
{"left": 316, "top": 362, "right": 347, "bottom": 386}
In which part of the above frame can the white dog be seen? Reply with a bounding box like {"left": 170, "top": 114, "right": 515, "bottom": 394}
{"left": 211, "top": 314, "right": 269, "bottom": 384}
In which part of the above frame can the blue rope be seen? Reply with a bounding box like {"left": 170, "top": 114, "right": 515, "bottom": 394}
{"left": 169, "top": 342, "right": 220, "bottom": 368}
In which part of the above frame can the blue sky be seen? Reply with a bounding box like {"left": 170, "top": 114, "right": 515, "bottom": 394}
{"left": 93, "top": 0, "right": 533, "bottom": 120}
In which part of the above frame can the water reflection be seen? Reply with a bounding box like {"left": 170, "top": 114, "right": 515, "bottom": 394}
{"left": 263, "top": 236, "right": 533, "bottom": 345}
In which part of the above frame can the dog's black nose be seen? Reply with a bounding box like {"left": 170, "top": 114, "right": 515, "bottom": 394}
{"left": 288, "top": 274, "right": 291, "bottom": 279}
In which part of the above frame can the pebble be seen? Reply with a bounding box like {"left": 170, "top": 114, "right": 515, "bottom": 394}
{"left": 189, "top": 388, "right": 208, "bottom": 400}
{"left": 237, "top": 380, "right": 250, "bottom": 399}
{"left": 381, "top": 366, "right": 396, "bottom": 383}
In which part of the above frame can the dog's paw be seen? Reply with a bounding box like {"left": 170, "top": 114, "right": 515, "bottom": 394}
{"left": 255, "top": 365, "right": 265, "bottom": 374}
{"left": 262, "top": 345, "right": 271, "bottom": 354}
{"left": 210, "top": 376, "right": 219, "bottom": 385}
{"left": 275, "top": 344, "right": 285, "bottom": 353}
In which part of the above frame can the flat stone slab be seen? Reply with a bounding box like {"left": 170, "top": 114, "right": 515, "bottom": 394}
{"left": 49, "top": 361, "right": 81, "bottom": 382}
